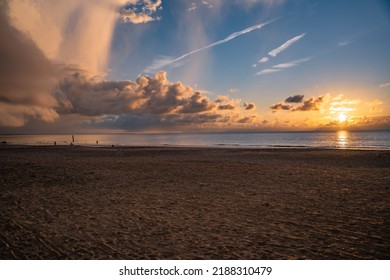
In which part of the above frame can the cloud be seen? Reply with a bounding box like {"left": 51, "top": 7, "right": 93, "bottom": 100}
{"left": 180, "top": 91, "right": 217, "bottom": 113}
{"left": 254, "top": 34, "right": 307, "bottom": 71}
{"left": 8, "top": 0, "right": 133, "bottom": 74}
{"left": 331, "top": 99, "right": 361, "bottom": 106}
{"left": 273, "top": 57, "right": 312, "bottom": 68}
{"left": 237, "top": 0, "right": 286, "bottom": 8}
{"left": 0, "top": 0, "right": 262, "bottom": 131}
{"left": 145, "top": 18, "right": 277, "bottom": 73}
{"left": 285, "top": 95, "right": 304, "bottom": 103}
{"left": 271, "top": 95, "right": 325, "bottom": 112}
{"left": 258, "top": 57, "right": 269, "bottom": 63}
{"left": 332, "top": 94, "right": 344, "bottom": 101}
{"left": 379, "top": 82, "right": 390, "bottom": 88}
{"left": 215, "top": 96, "right": 242, "bottom": 111}
{"left": 292, "top": 96, "right": 325, "bottom": 111}
{"left": 0, "top": 1, "right": 60, "bottom": 127}
{"left": 188, "top": 2, "right": 197, "bottom": 12}
{"left": 215, "top": 95, "right": 230, "bottom": 103}
{"left": 120, "top": 10, "right": 156, "bottom": 24}
{"left": 120, "top": 0, "right": 162, "bottom": 24}
{"left": 144, "top": 55, "right": 185, "bottom": 73}
{"left": 256, "top": 68, "right": 282, "bottom": 76}
{"left": 187, "top": 0, "right": 217, "bottom": 12}
{"left": 56, "top": 71, "right": 216, "bottom": 116}
{"left": 201, "top": 0, "right": 214, "bottom": 8}
{"left": 51, "top": 71, "right": 259, "bottom": 130}
{"left": 338, "top": 41, "right": 350, "bottom": 47}
{"left": 324, "top": 115, "right": 390, "bottom": 130}
{"left": 329, "top": 98, "right": 361, "bottom": 113}
{"left": 270, "top": 103, "right": 293, "bottom": 112}
{"left": 237, "top": 115, "right": 260, "bottom": 123}
{"left": 268, "top": 33, "right": 306, "bottom": 57}
{"left": 91, "top": 111, "right": 227, "bottom": 131}
{"left": 8, "top": 0, "right": 161, "bottom": 75}
{"left": 0, "top": 103, "right": 59, "bottom": 127}
{"left": 255, "top": 57, "right": 311, "bottom": 76}
{"left": 218, "top": 104, "right": 236, "bottom": 110}
{"left": 244, "top": 103, "right": 256, "bottom": 110}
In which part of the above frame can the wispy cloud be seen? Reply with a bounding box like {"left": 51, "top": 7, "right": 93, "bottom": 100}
{"left": 256, "top": 68, "right": 282, "bottom": 76}
{"left": 272, "top": 57, "right": 312, "bottom": 68}
{"left": 255, "top": 33, "right": 306, "bottom": 69}
{"left": 229, "top": 88, "right": 240, "bottom": 94}
{"left": 188, "top": 0, "right": 216, "bottom": 12}
{"left": 237, "top": 0, "right": 286, "bottom": 8}
{"left": 268, "top": 33, "right": 306, "bottom": 57}
{"left": 201, "top": 0, "right": 214, "bottom": 8}
{"left": 379, "top": 82, "right": 390, "bottom": 88}
{"left": 329, "top": 98, "right": 361, "bottom": 113}
{"left": 145, "top": 55, "right": 185, "bottom": 73}
{"left": 258, "top": 56, "right": 269, "bottom": 63}
{"left": 256, "top": 57, "right": 311, "bottom": 76}
{"left": 188, "top": 2, "right": 197, "bottom": 12}
{"left": 145, "top": 18, "right": 278, "bottom": 73}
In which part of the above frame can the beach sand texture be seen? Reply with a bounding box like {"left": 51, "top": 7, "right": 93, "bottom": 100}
{"left": 1, "top": 145, "right": 389, "bottom": 259}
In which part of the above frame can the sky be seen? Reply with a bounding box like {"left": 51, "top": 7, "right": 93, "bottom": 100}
{"left": 0, "top": 0, "right": 389, "bottom": 133}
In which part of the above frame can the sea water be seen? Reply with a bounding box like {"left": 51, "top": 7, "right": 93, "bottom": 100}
{"left": 1, "top": 131, "right": 389, "bottom": 150}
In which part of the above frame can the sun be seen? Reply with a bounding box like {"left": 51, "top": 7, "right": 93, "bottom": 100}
{"left": 338, "top": 112, "right": 347, "bottom": 123}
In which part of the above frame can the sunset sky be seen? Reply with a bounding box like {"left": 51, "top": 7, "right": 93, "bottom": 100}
{"left": 1, "top": 0, "right": 389, "bottom": 133}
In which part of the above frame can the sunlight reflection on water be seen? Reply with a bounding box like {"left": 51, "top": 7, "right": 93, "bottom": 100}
{"left": 337, "top": 130, "right": 349, "bottom": 148}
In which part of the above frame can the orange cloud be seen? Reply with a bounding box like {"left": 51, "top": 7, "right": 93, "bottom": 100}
{"left": 0, "top": 1, "right": 60, "bottom": 126}
{"left": 270, "top": 95, "right": 325, "bottom": 112}
{"left": 329, "top": 98, "right": 361, "bottom": 113}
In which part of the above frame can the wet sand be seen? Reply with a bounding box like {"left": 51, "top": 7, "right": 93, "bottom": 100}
{"left": 0, "top": 145, "right": 389, "bottom": 259}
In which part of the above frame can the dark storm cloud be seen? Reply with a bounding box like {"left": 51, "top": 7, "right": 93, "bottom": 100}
{"left": 285, "top": 94, "right": 304, "bottom": 103}
{"left": 0, "top": 1, "right": 60, "bottom": 126}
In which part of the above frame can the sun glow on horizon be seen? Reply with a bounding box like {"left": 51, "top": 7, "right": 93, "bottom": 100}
{"left": 338, "top": 112, "right": 348, "bottom": 123}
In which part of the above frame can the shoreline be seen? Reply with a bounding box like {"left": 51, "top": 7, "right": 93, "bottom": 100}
{"left": 1, "top": 146, "right": 389, "bottom": 259}
{"left": 1, "top": 131, "right": 389, "bottom": 151}
{"left": 2, "top": 142, "right": 390, "bottom": 151}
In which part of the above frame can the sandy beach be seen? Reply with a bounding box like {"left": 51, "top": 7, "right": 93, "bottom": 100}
{"left": 0, "top": 145, "right": 389, "bottom": 259}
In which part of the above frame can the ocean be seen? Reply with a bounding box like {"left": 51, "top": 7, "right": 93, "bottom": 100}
{"left": 1, "top": 131, "right": 389, "bottom": 150}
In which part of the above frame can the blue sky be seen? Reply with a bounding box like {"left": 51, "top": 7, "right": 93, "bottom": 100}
{"left": 1, "top": 0, "right": 389, "bottom": 132}
{"left": 109, "top": 0, "right": 390, "bottom": 90}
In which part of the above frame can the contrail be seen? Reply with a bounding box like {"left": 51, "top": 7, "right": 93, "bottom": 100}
{"left": 268, "top": 33, "right": 306, "bottom": 57}
{"left": 145, "top": 18, "right": 279, "bottom": 73}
